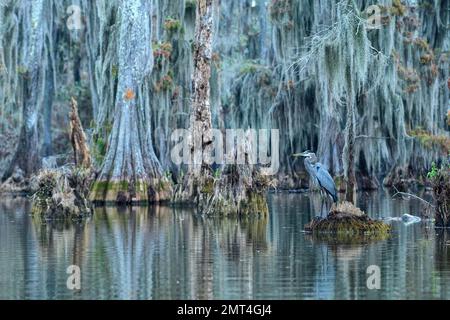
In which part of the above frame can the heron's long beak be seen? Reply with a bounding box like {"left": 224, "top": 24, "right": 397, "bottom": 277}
{"left": 292, "top": 152, "right": 308, "bottom": 157}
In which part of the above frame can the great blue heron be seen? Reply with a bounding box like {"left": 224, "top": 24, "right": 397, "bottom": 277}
{"left": 293, "top": 151, "right": 338, "bottom": 203}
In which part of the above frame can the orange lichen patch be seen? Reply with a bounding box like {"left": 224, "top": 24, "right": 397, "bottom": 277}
{"left": 123, "top": 88, "right": 136, "bottom": 101}
{"left": 408, "top": 128, "right": 450, "bottom": 153}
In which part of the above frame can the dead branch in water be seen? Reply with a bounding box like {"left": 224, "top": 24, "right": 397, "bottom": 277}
{"left": 69, "top": 97, "right": 91, "bottom": 169}
{"left": 392, "top": 186, "right": 435, "bottom": 208}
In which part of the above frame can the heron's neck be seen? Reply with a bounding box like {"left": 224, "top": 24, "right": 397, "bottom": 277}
{"left": 304, "top": 158, "right": 316, "bottom": 171}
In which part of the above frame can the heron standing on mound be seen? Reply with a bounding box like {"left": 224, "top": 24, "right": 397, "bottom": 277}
{"left": 293, "top": 151, "right": 338, "bottom": 214}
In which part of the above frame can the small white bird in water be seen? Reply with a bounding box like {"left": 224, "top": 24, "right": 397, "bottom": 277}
{"left": 384, "top": 214, "right": 421, "bottom": 225}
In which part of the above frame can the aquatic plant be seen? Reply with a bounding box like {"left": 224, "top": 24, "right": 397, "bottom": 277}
{"left": 428, "top": 161, "right": 450, "bottom": 228}
{"left": 427, "top": 162, "right": 439, "bottom": 179}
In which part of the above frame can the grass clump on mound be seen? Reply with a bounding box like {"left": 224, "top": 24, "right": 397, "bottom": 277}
{"left": 31, "top": 167, "right": 93, "bottom": 220}
{"left": 305, "top": 201, "right": 391, "bottom": 236}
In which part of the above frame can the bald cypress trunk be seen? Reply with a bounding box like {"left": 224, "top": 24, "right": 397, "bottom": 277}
{"left": 191, "top": 0, "right": 214, "bottom": 173}
{"left": 42, "top": 47, "right": 54, "bottom": 157}
{"left": 344, "top": 98, "right": 356, "bottom": 203}
{"left": 175, "top": 0, "right": 269, "bottom": 215}
{"left": 2, "top": 0, "right": 46, "bottom": 181}
{"left": 175, "top": 0, "right": 215, "bottom": 203}
{"left": 90, "top": 0, "right": 171, "bottom": 204}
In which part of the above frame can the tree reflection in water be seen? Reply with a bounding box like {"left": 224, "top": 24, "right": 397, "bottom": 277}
{"left": 0, "top": 193, "right": 450, "bottom": 299}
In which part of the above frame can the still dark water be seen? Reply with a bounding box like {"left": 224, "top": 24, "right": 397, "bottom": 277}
{"left": 0, "top": 191, "right": 449, "bottom": 300}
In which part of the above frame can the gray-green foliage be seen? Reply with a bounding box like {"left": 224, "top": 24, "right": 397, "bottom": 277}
{"left": 219, "top": 0, "right": 449, "bottom": 186}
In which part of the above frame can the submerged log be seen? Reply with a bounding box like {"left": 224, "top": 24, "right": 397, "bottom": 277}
{"left": 305, "top": 201, "right": 391, "bottom": 236}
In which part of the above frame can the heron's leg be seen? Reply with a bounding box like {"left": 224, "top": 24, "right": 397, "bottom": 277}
{"left": 321, "top": 199, "right": 325, "bottom": 217}
{"left": 324, "top": 193, "right": 331, "bottom": 215}
{"left": 320, "top": 190, "right": 326, "bottom": 217}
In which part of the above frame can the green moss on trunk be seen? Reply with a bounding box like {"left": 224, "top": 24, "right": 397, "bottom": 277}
{"left": 90, "top": 179, "right": 172, "bottom": 205}
{"left": 202, "top": 189, "right": 269, "bottom": 217}
{"left": 239, "top": 192, "right": 269, "bottom": 216}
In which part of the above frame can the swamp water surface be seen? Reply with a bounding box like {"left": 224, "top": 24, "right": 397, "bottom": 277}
{"left": 0, "top": 191, "right": 449, "bottom": 299}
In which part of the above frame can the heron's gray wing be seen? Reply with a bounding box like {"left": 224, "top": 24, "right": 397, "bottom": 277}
{"left": 315, "top": 163, "right": 338, "bottom": 202}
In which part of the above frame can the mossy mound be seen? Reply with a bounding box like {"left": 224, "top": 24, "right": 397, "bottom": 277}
{"left": 31, "top": 167, "right": 93, "bottom": 220}
{"left": 305, "top": 201, "right": 391, "bottom": 236}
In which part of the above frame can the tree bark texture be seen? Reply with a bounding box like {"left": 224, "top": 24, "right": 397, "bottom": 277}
{"left": 175, "top": 0, "right": 215, "bottom": 202}
{"left": 90, "top": 0, "right": 171, "bottom": 204}
{"left": 2, "top": 0, "right": 46, "bottom": 181}
{"left": 344, "top": 99, "right": 356, "bottom": 203}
